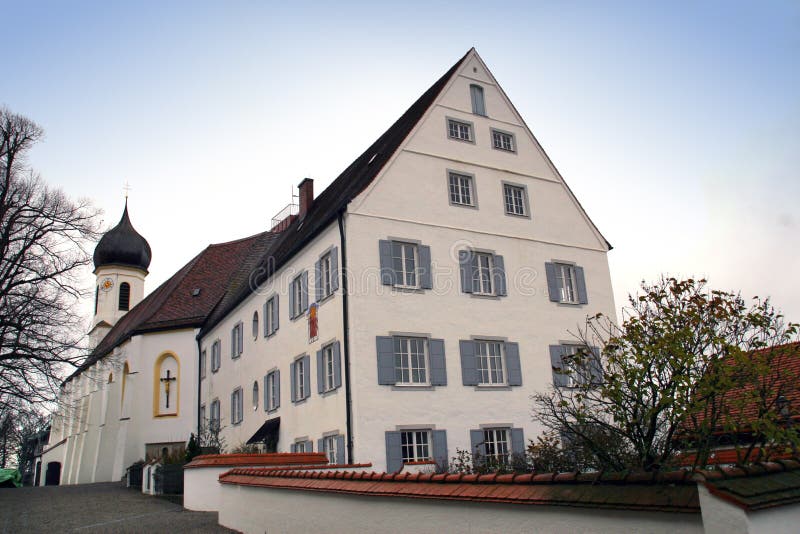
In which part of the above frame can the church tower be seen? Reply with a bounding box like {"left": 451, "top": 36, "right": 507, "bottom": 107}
{"left": 89, "top": 200, "right": 151, "bottom": 348}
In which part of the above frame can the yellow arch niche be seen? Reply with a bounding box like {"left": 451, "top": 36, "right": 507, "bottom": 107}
{"left": 153, "top": 351, "right": 181, "bottom": 418}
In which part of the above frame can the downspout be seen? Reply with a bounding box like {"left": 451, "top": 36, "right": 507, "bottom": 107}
{"left": 196, "top": 335, "right": 203, "bottom": 437}
{"left": 337, "top": 211, "right": 354, "bottom": 464}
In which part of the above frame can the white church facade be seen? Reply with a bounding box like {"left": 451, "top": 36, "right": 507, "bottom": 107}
{"left": 39, "top": 48, "right": 615, "bottom": 483}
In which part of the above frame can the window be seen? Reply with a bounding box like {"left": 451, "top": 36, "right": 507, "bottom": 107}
{"left": 210, "top": 399, "right": 220, "bottom": 431}
{"left": 231, "top": 387, "right": 243, "bottom": 425}
{"left": 550, "top": 344, "right": 602, "bottom": 388}
{"left": 322, "top": 344, "right": 335, "bottom": 392}
{"left": 291, "top": 356, "right": 310, "bottom": 402}
{"left": 252, "top": 381, "right": 259, "bottom": 411}
{"left": 252, "top": 311, "right": 259, "bottom": 339}
{"left": 118, "top": 282, "right": 130, "bottom": 311}
{"left": 379, "top": 240, "right": 432, "bottom": 290}
{"left": 264, "top": 370, "right": 280, "bottom": 411}
{"left": 401, "top": 430, "right": 431, "bottom": 463}
{"left": 323, "top": 435, "right": 337, "bottom": 464}
{"left": 293, "top": 441, "right": 308, "bottom": 453}
{"left": 448, "top": 172, "right": 475, "bottom": 207}
{"left": 320, "top": 253, "right": 332, "bottom": 299}
{"left": 200, "top": 350, "right": 207, "bottom": 380}
{"left": 264, "top": 295, "right": 279, "bottom": 336}
{"left": 290, "top": 272, "right": 308, "bottom": 319}
{"left": 199, "top": 404, "right": 206, "bottom": 429}
{"left": 556, "top": 263, "right": 577, "bottom": 303}
{"left": 447, "top": 118, "right": 473, "bottom": 142}
{"left": 475, "top": 340, "right": 505, "bottom": 385}
{"left": 470, "top": 84, "right": 486, "bottom": 116}
{"left": 211, "top": 340, "right": 221, "bottom": 372}
{"left": 394, "top": 337, "right": 428, "bottom": 384}
{"left": 545, "top": 262, "right": 588, "bottom": 305}
{"left": 459, "top": 250, "right": 506, "bottom": 297}
{"left": 231, "top": 322, "right": 243, "bottom": 359}
{"left": 483, "top": 428, "right": 510, "bottom": 463}
{"left": 491, "top": 129, "right": 515, "bottom": 152}
{"left": 503, "top": 183, "right": 527, "bottom": 216}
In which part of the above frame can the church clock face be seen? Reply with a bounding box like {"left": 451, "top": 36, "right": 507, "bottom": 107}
{"left": 100, "top": 277, "right": 114, "bottom": 292}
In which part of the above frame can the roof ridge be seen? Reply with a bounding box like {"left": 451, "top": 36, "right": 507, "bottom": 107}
{"left": 207, "top": 229, "right": 275, "bottom": 248}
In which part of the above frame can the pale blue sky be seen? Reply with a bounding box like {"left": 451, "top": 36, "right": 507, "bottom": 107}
{"left": 2, "top": 1, "right": 798, "bottom": 322}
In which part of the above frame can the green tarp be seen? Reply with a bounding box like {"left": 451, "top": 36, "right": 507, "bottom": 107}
{"left": 0, "top": 468, "right": 22, "bottom": 488}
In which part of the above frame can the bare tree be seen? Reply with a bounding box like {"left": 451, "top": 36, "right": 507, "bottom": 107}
{"left": 0, "top": 106, "right": 100, "bottom": 415}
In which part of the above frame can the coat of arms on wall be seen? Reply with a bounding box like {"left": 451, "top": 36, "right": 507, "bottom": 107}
{"left": 308, "top": 302, "right": 318, "bottom": 342}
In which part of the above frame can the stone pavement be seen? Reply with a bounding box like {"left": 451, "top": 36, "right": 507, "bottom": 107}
{"left": 0, "top": 482, "right": 236, "bottom": 533}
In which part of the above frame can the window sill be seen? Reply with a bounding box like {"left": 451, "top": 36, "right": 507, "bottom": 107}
{"left": 392, "top": 286, "right": 424, "bottom": 294}
{"left": 447, "top": 136, "right": 475, "bottom": 145}
{"left": 556, "top": 301, "right": 585, "bottom": 307}
{"left": 265, "top": 331, "right": 278, "bottom": 339}
{"left": 469, "top": 293, "right": 501, "bottom": 300}
{"left": 317, "top": 292, "right": 336, "bottom": 305}
{"left": 292, "top": 397, "right": 309, "bottom": 406}
{"left": 449, "top": 202, "right": 478, "bottom": 210}
{"left": 319, "top": 387, "right": 340, "bottom": 397}
{"left": 266, "top": 407, "right": 279, "bottom": 414}
{"left": 290, "top": 311, "right": 308, "bottom": 323}
{"left": 391, "top": 384, "right": 435, "bottom": 391}
{"left": 473, "top": 385, "right": 512, "bottom": 391}
{"left": 503, "top": 211, "right": 531, "bottom": 219}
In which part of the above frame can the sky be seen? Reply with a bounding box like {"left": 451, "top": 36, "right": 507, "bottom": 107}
{"left": 1, "top": 1, "right": 798, "bottom": 324}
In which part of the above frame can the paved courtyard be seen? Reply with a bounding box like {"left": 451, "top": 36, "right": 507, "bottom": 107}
{"left": 0, "top": 482, "right": 235, "bottom": 533}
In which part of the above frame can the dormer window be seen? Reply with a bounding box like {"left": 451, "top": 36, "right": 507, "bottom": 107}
{"left": 470, "top": 84, "right": 486, "bottom": 116}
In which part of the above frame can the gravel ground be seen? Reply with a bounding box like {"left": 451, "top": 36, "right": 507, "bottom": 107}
{"left": 0, "top": 482, "right": 237, "bottom": 533}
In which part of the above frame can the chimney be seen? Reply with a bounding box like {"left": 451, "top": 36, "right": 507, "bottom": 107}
{"left": 298, "top": 178, "right": 314, "bottom": 219}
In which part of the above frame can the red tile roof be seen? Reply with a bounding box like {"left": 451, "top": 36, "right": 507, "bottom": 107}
{"left": 218, "top": 459, "right": 800, "bottom": 512}
{"left": 184, "top": 452, "right": 328, "bottom": 469}
{"left": 65, "top": 231, "right": 278, "bottom": 384}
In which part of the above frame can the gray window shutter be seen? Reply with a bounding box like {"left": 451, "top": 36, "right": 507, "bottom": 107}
{"left": 238, "top": 323, "right": 243, "bottom": 355}
{"left": 263, "top": 301, "right": 269, "bottom": 337}
{"left": 273, "top": 295, "right": 279, "bottom": 332}
{"left": 379, "top": 240, "right": 395, "bottom": 286}
{"left": 336, "top": 435, "right": 345, "bottom": 464}
{"left": 230, "top": 327, "right": 235, "bottom": 357}
{"left": 419, "top": 245, "right": 433, "bottom": 289}
{"left": 274, "top": 369, "right": 280, "bottom": 408}
{"left": 549, "top": 345, "right": 569, "bottom": 387}
{"left": 330, "top": 247, "right": 339, "bottom": 292}
{"left": 238, "top": 389, "right": 243, "bottom": 421}
{"left": 429, "top": 338, "right": 447, "bottom": 386}
{"left": 290, "top": 361, "right": 297, "bottom": 402}
{"left": 505, "top": 342, "right": 522, "bottom": 386}
{"left": 301, "top": 271, "right": 309, "bottom": 312}
{"left": 589, "top": 346, "right": 602, "bottom": 385}
{"left": 385, "top": 431, "right": 403, "bottom": 473}
{"left": 316, "top": 349, "right": 324, "bottom": 393}
{"left": 303, "top": 355, "right": 311, "bottom": 399}
{"left": 470, "top": 429, "right": 484, "bottom": 460}
{"left": 263, "top": 374, "right": 268, "bottom": 410}
{"left": 376, "top": 336, "right": 396, "bottom": 385}
{"left": 458, "top": 250, "right": 473, "bottom": 294}
{"left": 511, "top": 428, "right": 525, "bottom": 455}
{"left": 470, "top": 84, "right": 486, "bottom": 116}
{"left": 493, "top": 254, "right": 507, "bottom": 296}
{"left": 317, "top": 438, "right": 324, "bottom": 456}
{"left": 432, "top": 430, "right": 448, "bottom": 470}
{"left": 459, "top": 340, "right": 478, "bottom": 386}
{"left": 289, "top": 281, "right": 296, "bottom": 319}
{"left": 315, "top": 259, "right": 322, "bottom": 302}
{"left": 230, "top": 391, "right": 235, "bottom": 423}
{"left": 333, "top": 341, "right": 342, "bottom": 389}
{"left": 545, "top": 262, "right": 560, "bottom": 302}
{"left": 290, "top": 443, "right": 295, "bottom": 453}
{"left": 306, "top": 440, "right": 313, "bottom": 452}
{"left": 575, "top": 266, "right": 588, "bottom": 304}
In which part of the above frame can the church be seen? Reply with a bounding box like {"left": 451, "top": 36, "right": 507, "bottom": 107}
{"left": 38, "top": 48, "right": 616, "bottom": 484}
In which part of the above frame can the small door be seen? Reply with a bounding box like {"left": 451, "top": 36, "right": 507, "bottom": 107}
{"left": 45, "top": 462, "right": 61, "bottom": 486}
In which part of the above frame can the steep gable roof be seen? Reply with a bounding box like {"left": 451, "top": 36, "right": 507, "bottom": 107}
{"left": 64, "top": 231, "right": 278, "bottom": 384}
{"left": 200, "top": 49, "right": 473, "bottom": 335}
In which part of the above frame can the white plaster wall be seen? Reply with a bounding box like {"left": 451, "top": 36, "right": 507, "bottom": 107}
{"left": 747, "top": 503, "right": 800, "bottom": 534}
{"left": 200, "top": 222, "right": 345, "bottom": 453}
{"left": 184, "top": 467, "right": 230, "bottom": 511}
{"left": 219, "top": 484, "right": 703, "bottom": 534}
{"left": 93, "top": 266, "right": 146, "bottom": 331}
{"left": 697, "top": 484, "right": 749, "bottom": 534}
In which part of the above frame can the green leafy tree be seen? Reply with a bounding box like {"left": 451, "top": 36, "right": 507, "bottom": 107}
{"left": 533, "top": 277, "right": 798, "bottom": 472}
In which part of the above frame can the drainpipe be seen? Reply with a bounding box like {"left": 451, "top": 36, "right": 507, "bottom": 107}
{"left": 337, "top": 211, "right": 354, "bottom": 464}
{"left": 196, "top": 335, "right": 203, "bottom": 437}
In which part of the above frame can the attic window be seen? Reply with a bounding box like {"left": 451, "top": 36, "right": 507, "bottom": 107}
{"left": 192, "top": 288, "right": 201, "bottom": 297}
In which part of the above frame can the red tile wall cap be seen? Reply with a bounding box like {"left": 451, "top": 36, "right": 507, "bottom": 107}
{"left": 692, "top": 457, "right": 800, "bottom": 483}
{"left": 185, "top": 452, "right": 328, "bottom": 469}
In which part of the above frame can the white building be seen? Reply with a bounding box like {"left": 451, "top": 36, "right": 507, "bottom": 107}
{"left": 198, "top": 48, "right": 615, "bottom": 472}
{"left": 40, "top": 48, "right": 615, "bottom": 482}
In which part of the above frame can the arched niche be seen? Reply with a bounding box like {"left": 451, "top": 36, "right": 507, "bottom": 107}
{"left": 153, "top": 352, "right": 180, "bottom": 417}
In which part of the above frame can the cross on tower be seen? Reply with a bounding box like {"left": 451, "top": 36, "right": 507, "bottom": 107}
{"left": 123, "top": 181, "right": 131, "bottom": 199}
{"left": 160, "top": 370, "right": 177, "bottom": 409}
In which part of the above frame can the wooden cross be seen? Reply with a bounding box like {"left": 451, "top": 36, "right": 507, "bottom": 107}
{"left": 160, "top": 370, "right": 176, "bottom": 408}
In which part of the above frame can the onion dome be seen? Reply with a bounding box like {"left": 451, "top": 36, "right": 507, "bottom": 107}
{"left": 93, "top": 201, "right": 152, "bottom": 273}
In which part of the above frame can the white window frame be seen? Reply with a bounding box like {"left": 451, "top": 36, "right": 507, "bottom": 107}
{"left": 559, "top": 344, "right": 592, "bottom": 388}
{"left": 324, "top": 435, "right": 337, "bottom": 464}
{"left": 393, "top": 336, "right": 429, "bottom": 385}
{"left": 447, "top": 118, "right": 474, "bottom": 142}
{"left": 265, "top": 296, "right": 277, "bottom": 336}
{"left": 322, "top": 344, "right": 335, "bottom": 392}
{"left": 483, "top": 428, "right": 510, "bottom": 463}
{"left": 252, "top": 311, "right": 259, "bottom": 339}
{"left": 295, "top": 357, "right": 306, "bottom": 401}
{"left": 491, "top": 128, "right": 515, "bottom": 152}
{"left": 199, "top": 404, "right": 206, "bottom": 429}
{"left": 392, "top": 241, "right": 419, "bottom": 289}
{"left": 475, "top": 340, "right": 505, "bottom": 385}
{"left": 200, "top": 349, "right": 207, "bottom": 380}
{"left": 503, "top": 183, "right": 528, "bottom": 217}
{"left": 252, "top": 381, "right": 259, "bottom": 411}
{"left": 400, "top": 429, "right": 432, "bottom": 463}
{"left": 231, "top": 387, "right": 243, "bottom": 425}
{"left": 320, "top": 252, "right": 333, "bottom": 299}
{"left": 472, "top": 252, "right": 494, "bottom": 296}
{"left": 210, "top": 399, "right": 220, "bottom": 431}
{"left": 291, "top": 274, "right": 305, "bottom": 318}
{"left": 448, "top": 171, "right": 475, "bottom": 207}
{"left": 555, "top": 263, "right": 578, "bottom": 304}
{"left": 211, "top": 340, "right": 221, "bottom": 373}
{"left": 266, "top": 370, "right": 279, "bottom": 411}
{"left": 232, "top": 322, "right": 243, "bottom": 359}
{"left": 294, "top": 441, "right": 307, "bottom": 453}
